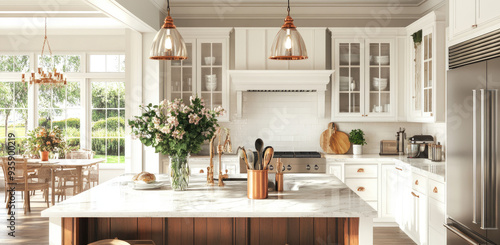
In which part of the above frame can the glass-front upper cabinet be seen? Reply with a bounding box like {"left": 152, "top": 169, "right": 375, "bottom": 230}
{"left": 332, "top": 38, "right": 396, "bottom": 121}
{"left": 198, "top": 41, "right": 224, "bottom": 111}
{"left": 166, "top": 28, "right": 231, "bottom": 122}
{"left": 407, "top": 19, "right": 445, "bottom": 123}
{"left": 335, "top": 41, "right": 364, "bottom": 117}
{"left": 169, "top": 40, "right": 195, "bottom": 103}
{"left": 367, "top": 42, "right": 392, "bottom": 116}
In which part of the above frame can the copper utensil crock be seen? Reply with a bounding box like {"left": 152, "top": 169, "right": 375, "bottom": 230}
{"left": 247, "top": 169, "right": 268, "bottom": 199}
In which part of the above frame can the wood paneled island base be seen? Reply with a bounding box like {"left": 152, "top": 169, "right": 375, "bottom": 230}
{"left": 61, "top": 217, "right": 360, "bottom": 245}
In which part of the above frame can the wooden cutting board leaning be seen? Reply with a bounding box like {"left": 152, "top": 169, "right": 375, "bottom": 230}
{"left": 319, "top": 122, "right": 350, "bottom": 154}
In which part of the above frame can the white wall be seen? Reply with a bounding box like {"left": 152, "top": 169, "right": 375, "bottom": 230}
{"left": 219, "top": 92, "right": 424, "bottom": 154}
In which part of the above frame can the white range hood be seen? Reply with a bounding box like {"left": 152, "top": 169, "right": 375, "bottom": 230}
{"left": 229, "top": 70, "right": 334, "bottom": 118}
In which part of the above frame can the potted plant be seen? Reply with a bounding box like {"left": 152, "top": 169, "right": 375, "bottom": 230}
{"left": 26, "top": 126, "right": 66, "bottom": 161}
{"left": 129, "top": 96, "right": 224, "bottom": 191}
{"left": 349, "top": 129, "right": 367, "bottom": 155}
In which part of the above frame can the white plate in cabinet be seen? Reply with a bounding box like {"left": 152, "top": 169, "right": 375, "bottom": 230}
{"left": 345, "top": 165, "right": 378, "bottom": 178}
{"left": 345, "top": 179, "right": 378, "bottom": 201}
{"left": 428, "top": 179, "right": 445, "bottom": 203}
{"left": 411, "top": 173, "right": 427, "bottom": 194}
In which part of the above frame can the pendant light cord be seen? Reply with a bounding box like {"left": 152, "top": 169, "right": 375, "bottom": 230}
{"left": 287, "top": 0, "right": 290, "bottom": 15}
{"left": 41, "top": 17, "right": 52, "bottom": 57}
{"left": 167, "top": 0, "right": 170, "bottom": 15}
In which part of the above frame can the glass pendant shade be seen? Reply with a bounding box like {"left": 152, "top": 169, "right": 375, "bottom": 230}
{"left": 150, "top": 15, "right": 187, "bottom": 60}
{"left": 269, "top": 15, "right": 308, "bottom": 60}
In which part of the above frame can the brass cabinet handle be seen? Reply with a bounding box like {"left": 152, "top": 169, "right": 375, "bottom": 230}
{"left": 199, "top": 169, "right": 204, "bottom": 174}
{"left": 411, "top": 191, "right": 419, "bottom": 198}
{"left": 357, "top": 168, "right": 365, "bottom": 173}
{"left": 472, "top": 24, "right": 478, "bottom": 28}
{"left": 433, "top": 187, "right": 438, "bottom": 193}
{"left": 415, "top": 180, "right": 419, "bottom": 185}
{"left": 357, "top": 187, "right": 365, "bottom": 192}
{"left": 395, "top": 167, "right": 402, "bottom": 171}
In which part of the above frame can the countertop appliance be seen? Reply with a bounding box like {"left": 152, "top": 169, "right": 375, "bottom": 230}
{"left": 396, "top": 127, "right": 406, "bottom": 154}
{"left": 379, "top": 140, "right": 398, "bottom": 155}
{"left": 239, "top": 151, "right": 326, "bottom": 174}
{"left": 407, "top": 135, "right": 434, "bottom": 159}
{"left": 446, "top": 30, "right": 500, "bottom": 245}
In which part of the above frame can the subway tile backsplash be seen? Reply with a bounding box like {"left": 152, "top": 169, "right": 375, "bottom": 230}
{"left": 213, "top": 92, "right": 432, "bottom": 154}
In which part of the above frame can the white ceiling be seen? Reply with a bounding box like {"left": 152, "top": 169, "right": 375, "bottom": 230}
{"left": 0, "top": 0, "right": 128, "bottom": 30}
{"left": 162, "top": 0, "right": 427, "bottom": 6}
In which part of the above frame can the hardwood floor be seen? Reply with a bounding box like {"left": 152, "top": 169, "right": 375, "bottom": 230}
{"left": 374, "top": 227, "right": 417, "bottom": 245}
{"left": 0, "top": 189, "right": 415, "bottom": 245}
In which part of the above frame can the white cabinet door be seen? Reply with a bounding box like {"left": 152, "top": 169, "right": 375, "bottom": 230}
{"left": 380, "top": 164, "right": 396, "bottom": 219}
{"left": 428, "top": 197, "right": 446, "bottom": 245}
{"left": 476, "top": 0, "right": 500, "bottom": 25}
{"left": 450, "top": 0, "right": 477, "bottom": 37}
{"left": 411, "top": 190, "right": 428, "bottom": 245}
{"left": 327, "top": 164, "right": 343, "bottom": 181}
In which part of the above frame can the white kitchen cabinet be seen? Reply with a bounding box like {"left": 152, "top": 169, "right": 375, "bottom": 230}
{"left": 410, "top": 189, "right": 428, "bottom": 245}
{"left": 234, "top": 28, "right": 327, "bottom": 70}
{"left": 406, "top": 12, "right": 445, "bottom": 123}
{"left": 327, "top": 163, "right": 343, "bottom": 182}
{"left": 331, "top": 29, "right": 400, "bottom": 122}
{"left": 166, "top": 28, "right": 231, "bottom": 122}
{"left": 380, "top": 164, "right": 396, "bottom": 222}
{"left": 450, "top": 0, "right": 500, "bottom": 46}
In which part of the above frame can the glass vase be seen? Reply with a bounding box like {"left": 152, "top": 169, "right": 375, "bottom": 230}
{"left": 169, "top": 154, "right": 190, "bottom": 191}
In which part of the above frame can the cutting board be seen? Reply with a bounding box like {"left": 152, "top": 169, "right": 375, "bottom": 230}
{"left": 320, "top": 122, "right": 335, "bottom": 153}
{"left": 329, "top": 123, "right": 350, "bottom": 154}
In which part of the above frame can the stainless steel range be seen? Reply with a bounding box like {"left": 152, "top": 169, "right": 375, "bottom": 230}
{"left": 240, "top": 151, "right": 326, "bottom": 173}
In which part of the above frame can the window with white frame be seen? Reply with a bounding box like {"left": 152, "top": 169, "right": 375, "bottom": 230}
{"left": 38, "top": 81, "right": 81, "bottom": 150}
{"left": 0, "top": 52, "right": 126, "bottom": 166}
{"left": 91, "top": 81, "right": 125, "bottom": 164}
{"left": 0, "top": 55, "right": 30, "bottom": 154}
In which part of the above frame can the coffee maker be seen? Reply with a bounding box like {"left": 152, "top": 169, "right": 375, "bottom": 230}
{"left": 408, "top": 135, "right": 434, "bottom": 158}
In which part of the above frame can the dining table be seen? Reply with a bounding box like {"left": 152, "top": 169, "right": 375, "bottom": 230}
{"left": 28, "top": 159, "right": 105, "bottom": 205}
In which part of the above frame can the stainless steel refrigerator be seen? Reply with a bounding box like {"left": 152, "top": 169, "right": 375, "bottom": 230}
{"left": 447, "top": 55, "right": 500, "bottom": 244}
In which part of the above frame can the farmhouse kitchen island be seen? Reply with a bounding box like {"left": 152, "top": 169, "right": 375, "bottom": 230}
{"left": 41, "top": 174, "right": 376, "bottom": 245}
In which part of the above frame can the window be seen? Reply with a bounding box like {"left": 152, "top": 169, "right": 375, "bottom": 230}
{"left": 89, "top": 55, "right": 125, "bottom": 72}
{"left": 38, "top": 81, "right": 81, "bottom": 149}
{"left": 0, "top": 55, "right": 30, "bottom": 72}
{"left": 91, "top": 81, "right": 125, "bottom": 164}
{"left": 0, "top": 81, "right": 28, "bottom": 154}
{"left": 38, "top": 55, "right": 81, "bottom": 72}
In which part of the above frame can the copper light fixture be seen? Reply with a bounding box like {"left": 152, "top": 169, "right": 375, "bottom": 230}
{"left": 269, "top": 0, "right": 308, "bottom": 60}
{"left": 22, "top": 18, "right": 67, "bottom": 86}
{"left": 150, "top": 0, "right": 187, "bottom": 60}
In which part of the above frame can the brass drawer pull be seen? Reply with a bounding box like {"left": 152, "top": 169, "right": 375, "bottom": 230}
{"left": 395, "top": 167, "right": 402, "bottom": 171}
{"left": 357, "top": 187, "right": 365, "bottom": 192}
{"left": 199, "top": 169, "right": 204, "bottom": 174}
{"left": 415, "top": 180, "right": 419, "bottom": 185}
{"left": 411, "top": 192, "right": 419, "bottom": 198}
{"left": 357, "top": 168, "right": 365, "bottom": 173}
{"left": 433, "top": 187, "right": 438, "bottom": 193}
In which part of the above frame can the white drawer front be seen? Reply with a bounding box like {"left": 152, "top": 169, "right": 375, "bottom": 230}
{"left": 428, "top": 179, "right": 445, "bottom": 203}
{"left": 367, "top": 201, "right": 378, "bottom": 211}
{"left": 345, "top": 165, "right": 378, "bottom": 178}
{"left": 345, "top": 179, "right": 378, "bottom": 201}
{"left": 412, "top": 172, "right": 427, "bottom": 193}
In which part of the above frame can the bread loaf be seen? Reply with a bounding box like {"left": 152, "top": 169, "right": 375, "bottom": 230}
{"left": 132, "top": 172, "right": 156, "bottom": 183}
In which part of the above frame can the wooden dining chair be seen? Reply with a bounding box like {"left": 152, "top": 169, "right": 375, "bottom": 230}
{"left": 53, "top": 167, "right": 78, "bottom": 202}
{"left": 1, "top": 157, "right": 50, "bottom": 214}
{"left": 67, "top": 149, "right": 99, "bottom": 191}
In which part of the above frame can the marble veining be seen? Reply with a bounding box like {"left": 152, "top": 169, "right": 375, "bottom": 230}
{"left": 41, "top": 174, "right": 377, "bottom": 218}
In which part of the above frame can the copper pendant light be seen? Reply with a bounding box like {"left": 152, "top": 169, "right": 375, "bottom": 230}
{"left": 150, "top": 0, "right": 187, "bottom": 60}
{"left": 269, "top": 0, "right": 308, "bottom": 60}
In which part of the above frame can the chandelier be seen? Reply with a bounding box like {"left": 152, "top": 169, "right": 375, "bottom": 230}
{"left": 22, "top": 18, "right": 66, "bottom": 86}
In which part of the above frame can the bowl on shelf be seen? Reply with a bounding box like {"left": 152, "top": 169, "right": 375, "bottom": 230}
{"left": 340, "top": 54, "right": 360, "bottom": 64}
{"left": 205, "top": 82, "right": 217, "bottom": 91}
{"left": 205, "top": 74, "right": 217, "bottom": 83}
{"left": 204, "top": 57, "right": 216, "bottom": 65}
{"left": 339, "top": 76, "right": 353, "bottom": 91}
{"left": 371, "top": 55, "right": 389, "bottom": 65}
{"left": 372, "top": 77, "right": 388, "bottom": 90}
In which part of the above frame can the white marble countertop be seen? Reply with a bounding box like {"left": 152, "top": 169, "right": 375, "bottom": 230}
{"left": 41, "top": 174, "right": 377, "bottom": 218}
{"left": 324, "top": 154, "right": 446, "bottom": 182}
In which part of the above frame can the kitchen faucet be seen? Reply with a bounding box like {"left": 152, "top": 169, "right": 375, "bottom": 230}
{"left": 207, "top": 127, "right": 232, "bottom": 186}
